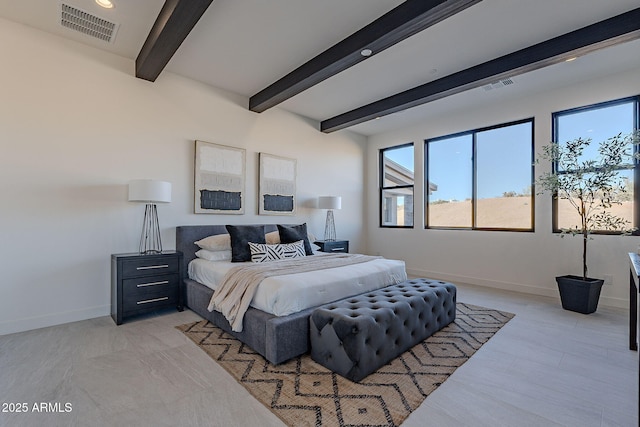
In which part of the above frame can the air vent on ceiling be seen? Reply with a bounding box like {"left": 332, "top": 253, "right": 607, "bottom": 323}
{"left": 60, "top": 3, "right": 119, "bottom": 43}
{"left": 483, "top": 78, "right": 515, "bottom": 91}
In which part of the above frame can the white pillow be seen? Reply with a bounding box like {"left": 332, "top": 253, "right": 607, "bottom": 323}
{"left": 265, "top": 230, "right": 280, "bottom": 244}
{"left": 195, "top": 249, "right": 232, "bottom": 262}
{"left": 248, "top": 240, "right": 306, "bottom": 263}
{"left": 195, "top": 234, "right": 231, "bottom": 252}
{"left": 265, "top": 230, "right": 317, "bottom": 245}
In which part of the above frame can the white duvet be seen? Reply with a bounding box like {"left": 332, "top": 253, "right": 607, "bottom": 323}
{"left": 188, "top": 254, "right": 407, "bottom": 317}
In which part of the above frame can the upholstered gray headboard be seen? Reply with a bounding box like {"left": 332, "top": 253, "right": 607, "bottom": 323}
{"left": 175, "top": 224, "right": 280, "bottom": 277}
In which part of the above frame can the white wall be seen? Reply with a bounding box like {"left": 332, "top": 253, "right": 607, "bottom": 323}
{"left": 0, "top": 18, "right": 366, "bottom": 335}
{"left": 366, "top": 67, "right": 640, "bottom": 308}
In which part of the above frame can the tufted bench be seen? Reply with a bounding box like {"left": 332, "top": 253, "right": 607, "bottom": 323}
{"left": 310, "top": 279, "right": 456, "bottom": 382}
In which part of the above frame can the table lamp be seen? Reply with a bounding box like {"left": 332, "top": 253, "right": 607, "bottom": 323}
{"left": 128, "top": 179, "right": 171, "bottom": 254}
{"left": 318, "top": 196, "right": 341, "bottom": 241}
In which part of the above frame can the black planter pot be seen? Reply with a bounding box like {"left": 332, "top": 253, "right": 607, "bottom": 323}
{"left": 556, "top": 275, "right": 604, "bottom": 314}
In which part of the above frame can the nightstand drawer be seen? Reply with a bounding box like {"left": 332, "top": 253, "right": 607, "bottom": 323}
{"left": 111, "top": 251, "right": 184, "bottom": 325}
{"left": 121, "top": 257, "right": 179, "bottom": 277}
{"left": 123, "top": 273, "right": 179, "bottom": 296}
{"left": 122, "top": 289, "right": 179, "bottom": 313}
{"left": 315, "top": 240, "right": 349, "bottom": 253}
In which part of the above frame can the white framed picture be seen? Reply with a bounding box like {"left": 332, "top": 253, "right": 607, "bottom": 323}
{"left": 194, "top": 140, "right": 245, "bottom": 214}
{"left": 259, "top": 152, "right": 296, "bottom": 215}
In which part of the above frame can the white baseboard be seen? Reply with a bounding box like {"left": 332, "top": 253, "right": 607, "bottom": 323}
{"left": 406, "top": 268, "right": 628, "bottom": 310}
{"left": 0, "top": 305, "right": 110, "bottom": 336}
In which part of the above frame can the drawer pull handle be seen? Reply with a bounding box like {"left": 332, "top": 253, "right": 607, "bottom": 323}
{"left": 137, "top": 297, "right": 169, "bottom": 305}
{"left": 331, "top": 247, "right": 345, "bottom": 251}
{"left": 137, "top": 280, "right": 169, "bottom": 288}
{"left": 136, "top": 264, "right": 169, "bottom": 270}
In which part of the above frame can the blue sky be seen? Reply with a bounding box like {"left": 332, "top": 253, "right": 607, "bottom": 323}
{"left": 385, "top": 99, "right": 635, "bottom": 202}
{"left": 556, "top": 101, "right": 635, "bottom": 163}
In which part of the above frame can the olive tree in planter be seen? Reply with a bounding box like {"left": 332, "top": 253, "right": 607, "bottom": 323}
{"left": 537, "top": 132, "right": 637, "bottom": 314}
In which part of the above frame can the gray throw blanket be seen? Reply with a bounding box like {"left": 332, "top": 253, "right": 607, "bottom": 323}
{"left": 208, "top": 253, "right": 380, "bottom": 332}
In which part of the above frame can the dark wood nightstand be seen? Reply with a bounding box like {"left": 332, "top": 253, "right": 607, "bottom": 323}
{"left": 111, "top": 251, "right": 183, "bottom": 325}
{"left": 314, "top": 240, "right": 349, "bottom": 253}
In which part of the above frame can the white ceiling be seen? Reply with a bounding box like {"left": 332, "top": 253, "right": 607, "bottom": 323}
{"left": 1, "top": 0, "right": 639, "bottom": 136}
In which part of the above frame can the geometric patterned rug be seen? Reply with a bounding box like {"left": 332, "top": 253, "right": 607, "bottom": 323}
{"left": 177, "top": 303, "right": 514, "bottom": 427}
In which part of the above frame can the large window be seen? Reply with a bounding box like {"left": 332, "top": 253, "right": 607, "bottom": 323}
{"left": 425, "top": 119, "right": 534, "bottom": 230}
{"left": 380, "top": 143, "right": 414, "bottom": 227}
{"left": 552, "top": 96, "right": 640, "bottom": 232}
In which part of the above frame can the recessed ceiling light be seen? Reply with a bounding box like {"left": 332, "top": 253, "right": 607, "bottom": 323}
{"left": 360, "top": 49, "right": 372, "bottom": 57}
{"left": 96, "top": 0, "right": 114, "bottom": 9}
{"left": 565, "top": 57, "right": 578, "bottom": 62}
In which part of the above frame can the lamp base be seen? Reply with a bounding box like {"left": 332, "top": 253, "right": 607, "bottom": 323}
{"left": 139, "top": 203, "right": 163, "bottom": 254}
{"left": 324, "top": 209, "right": 336, "bottom": 241}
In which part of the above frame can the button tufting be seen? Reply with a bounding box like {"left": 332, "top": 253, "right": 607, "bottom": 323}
{"left": 310, "top": 279, "right": 457, "bottom": 382}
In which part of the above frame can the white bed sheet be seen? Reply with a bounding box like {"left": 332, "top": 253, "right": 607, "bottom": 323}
{"left": 188, "top": 255, "right": 407, "bottom": 317}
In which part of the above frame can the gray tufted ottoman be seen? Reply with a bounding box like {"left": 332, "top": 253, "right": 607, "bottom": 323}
{"left": 310, "top": 279, "right": 456, "bottom": 382}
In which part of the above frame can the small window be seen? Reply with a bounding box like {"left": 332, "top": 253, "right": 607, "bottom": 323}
{"left": 425, "top": 119, "right": 534, "bottom": 231}
{"left": 380, "top": 143, "right": 414, "bottom": 227}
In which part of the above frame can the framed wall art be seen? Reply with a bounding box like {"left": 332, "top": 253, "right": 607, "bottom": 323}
{"left": 194, "top": 140, "right": 245, "bottom": 214}
{"left": 259, "top": 152, "right": 297, "bottom": 215}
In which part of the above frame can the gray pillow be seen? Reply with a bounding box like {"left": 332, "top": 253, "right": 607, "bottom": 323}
{"left": 226, "top": 225, "right": 266, "bottom": 262}
{"left": 277, "top": 223, "right": 313, "bottom": 255}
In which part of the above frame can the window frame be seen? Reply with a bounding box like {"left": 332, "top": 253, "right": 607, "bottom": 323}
{"left": 379, "top": 142, "right": 415, "bottom": 228}
{"left": 424, "top": 118, "right": 535, "bottom": 232}
{"left": 551, "top": 95, "right": 640, "bottom": 234}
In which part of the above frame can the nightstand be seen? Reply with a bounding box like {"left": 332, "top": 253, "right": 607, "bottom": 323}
{"left": 314, "top": 240, "right": 349, "bottom": 253}
{"left": 111, "top": 251, "right": 183, "bottom": 325}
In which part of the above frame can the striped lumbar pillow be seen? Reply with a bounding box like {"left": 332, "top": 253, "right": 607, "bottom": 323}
{"left": 248, "top": 240, "right": 306, "bottom": 263}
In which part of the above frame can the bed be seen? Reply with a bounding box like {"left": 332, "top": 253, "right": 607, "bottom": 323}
{"left": 176, "top": 224, "right": 406, "bottom": 364}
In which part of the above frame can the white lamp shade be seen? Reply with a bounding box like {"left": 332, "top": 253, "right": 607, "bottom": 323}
{"left": 318, "top": 196, "right": 341, "bottom": 210}
{"left": 128, "top": 179, "right": 172, "bottom": 203}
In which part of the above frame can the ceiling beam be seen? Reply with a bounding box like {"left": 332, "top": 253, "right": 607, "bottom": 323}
{"left": 136, "top": 0, "right": 214, "bottom": 82}
{"left": 249, "top": 0, "right": 482, "bottom": 113}
{"left": 321, "top": 7, "right": 640, "bottom": 133}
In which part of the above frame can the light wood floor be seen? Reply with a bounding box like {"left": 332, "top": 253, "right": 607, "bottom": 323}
{"left": 1, "top": 283, "right": 637, "bottom": 427}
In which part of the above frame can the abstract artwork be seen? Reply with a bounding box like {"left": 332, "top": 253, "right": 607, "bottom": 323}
{"left": 194, "top": 140, "right": 245, "bottom": 214}
{"left": 259, "top": 153, "right": 296, "bottom": 215}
